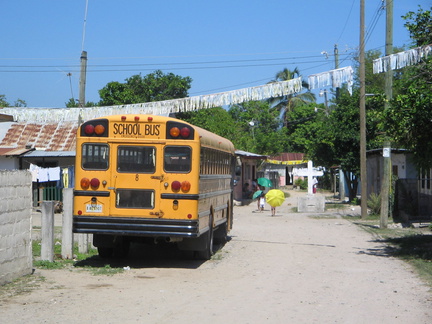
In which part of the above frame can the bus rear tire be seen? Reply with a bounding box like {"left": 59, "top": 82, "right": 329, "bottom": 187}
{"left": 195, "top": 214, "right": 214, "bottom": 260}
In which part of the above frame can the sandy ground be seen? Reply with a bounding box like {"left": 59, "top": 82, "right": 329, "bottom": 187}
{"left": 1, "top": 190, "right": 432, "bottom": 323}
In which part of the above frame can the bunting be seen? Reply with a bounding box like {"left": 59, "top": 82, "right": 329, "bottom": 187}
{"left": 1, "top": 78, "right": 302, "bottom": 123}
{"left": 373, "top": 44, "right": 432, "bottom": 74}
{"left": 308, "top": 66, "right": 354, "bottom": 95}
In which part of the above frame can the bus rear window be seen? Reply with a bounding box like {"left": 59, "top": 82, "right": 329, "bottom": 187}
{"left": 116, "top": 189, "right": 154, "bottom": 209}
{"left": 82, "top": 143, "right": 109, "bottom": 170}
{"left": 117, "top": 146, "right": 156, "bottom": 173}
{"left": 164, "top": 146, "right": 191, "bottom": 172}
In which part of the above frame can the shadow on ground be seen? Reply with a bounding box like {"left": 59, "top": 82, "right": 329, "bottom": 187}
{"left": 73, "top": 239, "right": 229, "bottom": 270}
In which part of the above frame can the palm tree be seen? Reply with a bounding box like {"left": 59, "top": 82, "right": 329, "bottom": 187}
{"left": 268, "top": 67, "right": 316, "bottom": 126}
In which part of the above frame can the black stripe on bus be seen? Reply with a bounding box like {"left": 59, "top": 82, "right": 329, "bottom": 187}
{"left": 74, "top": 190, "right": 110, "bottom": 197}
{"left": 199, "top": 174, "right": 232, "bottom": 180}
{"left": 161, "top": 189, "right": 232, "bottom": 201}
{"left": 161, "top": 193, "right": 200, "bottom": 200}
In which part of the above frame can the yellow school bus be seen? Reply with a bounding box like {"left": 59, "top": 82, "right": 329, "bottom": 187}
{"left": 73, "top": 114, "right": 235, "bottom": 259}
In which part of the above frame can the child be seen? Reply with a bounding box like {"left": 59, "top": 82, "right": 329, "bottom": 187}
{"left": 259, "top": 194, "right": 265, "bottom": 212}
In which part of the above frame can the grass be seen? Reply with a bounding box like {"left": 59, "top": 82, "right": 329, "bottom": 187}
{"left": 32, "top": 239, "right": 123, "bottom": 275}
{"left": 345, "top": 214, "right": 432, "bottom": 287}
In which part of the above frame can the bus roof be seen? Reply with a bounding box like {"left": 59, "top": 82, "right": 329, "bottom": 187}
{"left": 86, "top": 114, "right": 235, "bottom": 154}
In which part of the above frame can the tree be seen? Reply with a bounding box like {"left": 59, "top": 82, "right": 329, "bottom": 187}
{"left": 176, "top": 107, "right": 239, "bottom": 141}
{"left": 98, "top": 70, "right": 192, "bottom": 106}
{"left": 383, "top": 6, "right": 432, "bottom": 169}
{"left": 0, "top": 95, "right": 27, "bottom": 107}
{"left": 268, "top": 67, "right": 316, "bottom": 126}
{"left": 228, "top": 101, "right": 289, "bottom": 154}
{"left": 65, "top": 98, "right": 98, "bottom": 108}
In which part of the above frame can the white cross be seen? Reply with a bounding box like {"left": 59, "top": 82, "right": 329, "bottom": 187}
{"left": 294, "top": 160, "right": 323, "bottom": 195}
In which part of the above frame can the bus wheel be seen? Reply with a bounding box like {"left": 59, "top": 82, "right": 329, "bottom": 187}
{"left": 98, "top": 247, "right": 114, "bottom": 258}
{"left": 196, "top": 213, "right": 214, "bottom": 260}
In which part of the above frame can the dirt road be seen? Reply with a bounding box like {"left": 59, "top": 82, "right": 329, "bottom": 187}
{"left": 1, "top": 191, "right": 432, "bottom": 323}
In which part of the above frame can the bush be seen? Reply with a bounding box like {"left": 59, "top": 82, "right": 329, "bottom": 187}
{"left": 294, "top": 178, "right": 307, "bottom": 190}
{"left": 367, "top": 193, "right": 381, "bottom": 215}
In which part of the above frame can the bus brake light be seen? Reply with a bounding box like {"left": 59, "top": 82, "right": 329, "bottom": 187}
{"left": 90, "top": 178, "right": 100, "bottom": 189}
{"left": 171, "top": 181, "right": 181, "bottom": 191}
{"left": 84, "top": 124, "right": 95, "bottom": 135}
{"left": 180, "top": 127, "right": 190, "bottom": 138}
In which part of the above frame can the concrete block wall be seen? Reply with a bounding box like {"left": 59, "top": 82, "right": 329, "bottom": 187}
{"left": 0, "top": 170, "right": 33, "bottom": 285}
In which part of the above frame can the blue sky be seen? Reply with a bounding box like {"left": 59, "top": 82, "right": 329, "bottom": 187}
{"left": 1, "top": 0, "right": 429, "bottom": 108}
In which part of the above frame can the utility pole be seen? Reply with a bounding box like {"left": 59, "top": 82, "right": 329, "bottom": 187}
{"left": 334, "top": 44, "right": 340, "bottom": 99}
{"left": 359, "top": 0, "right": 368, "bottom": 219}
{"left": 380, "top": 0, "right": 394, "bottom": 227}
{"left": 334, "top": 44, "right": 345, "bottom": 201}
{"left": 79, "top": 50, "right": 87, "bottom": 108}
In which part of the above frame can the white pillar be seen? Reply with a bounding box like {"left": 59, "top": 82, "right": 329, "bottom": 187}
{"left": 61, "top": 188, "right": 74, "bottom": 259}
{"left": 41, "top": 201, "right": 54, "bottom": 262}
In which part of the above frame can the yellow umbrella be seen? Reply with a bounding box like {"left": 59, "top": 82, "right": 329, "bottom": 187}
{"left": 265, "top": 189, "right": 285, "bottom": 207}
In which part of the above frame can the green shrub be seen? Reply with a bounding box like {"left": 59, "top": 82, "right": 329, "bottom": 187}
{"left": 294, "top": 178, "right": 307, "bottom": 190}
{"left": 367, "top": 192, "right": 381, "bottom": 215}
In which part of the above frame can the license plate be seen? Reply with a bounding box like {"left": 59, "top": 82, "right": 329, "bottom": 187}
{"left": 86, "top": 204, "right": 103, "bottom": 213}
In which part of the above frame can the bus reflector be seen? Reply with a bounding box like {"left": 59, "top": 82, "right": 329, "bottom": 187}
{"left": 94, "top": 124, "right": 105, "bottom": 135}
{"left": 121, "top": 116, "right": 127, "bottom": 121}
{"left": 134, "top": 116, "right": 140, "bottom": 121}
{"left": 181, "top": 181, "right": 191, "bottom": 192}
{"left": 148, "top": 116, "right": 153, "bottom": 122}
{"left": 81, "top": 177, "right": 90, "bottom": 189}
{"left": 187, "top": 214, "right": 192, "bottom": 219}
{"left": 171, "top": 181, "right": 181, "bottom": 191}
{"left": 169, "top": 127, "right": 180, "bottom": 138}
{"left": 180, "top": 127, "right": 190, "bottom": 138}
{"left": 84, "top": 124, "right": 95, "bottom": 135}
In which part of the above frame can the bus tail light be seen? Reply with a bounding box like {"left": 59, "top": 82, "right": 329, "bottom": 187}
{"left": 94, "top": 124, "right": 105, "bottom": 135}
{"left": 181, "top": 181, "right": 191, "bottom": 192}
{"left": 80, "top": 177, "right": 90, "bottom": 189}
{"left": 166, "top": 121, "right": 194, "bottom": 139}
{"left": 81, "top": 119, "right": 108, "bottom": 137}
{"left": 80, "top": 177, "right": 100, "bottom": 189}
{"left": 171, "top": 180, "right": 191, "bottom": 192}
{"left": 169, "top": 127, "right": 181, "bottom": 138}
{"left": 90, "top": 178, "right": 100, "bottom": 189}
{"left": 171, "top": 181, "right": 181, "bottom": 192}
{"left": 180, "top": 127, "right": 190, "bottom": 138}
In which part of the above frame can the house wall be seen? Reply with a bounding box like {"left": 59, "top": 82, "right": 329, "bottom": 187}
{"left": 0, "top": 170, "right": 33, "bottom": 285}
{"left": 0, "top": 156, "right": 19, "bottom": 170}
{"left": 367, "top": 152, "right": 416, "bottom": 197}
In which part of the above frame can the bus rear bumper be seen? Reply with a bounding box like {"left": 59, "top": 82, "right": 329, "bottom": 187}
{"left": 73, "top": 216, "right": 200, "bottom": 238}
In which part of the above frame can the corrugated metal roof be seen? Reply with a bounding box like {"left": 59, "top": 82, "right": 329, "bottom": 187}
{"left": 23, "top": 150, "right": 76, "bottom": 157}
{"left": 0, "top": 147, "right": 33, "bottom": 156}
{"left": 0, "top": 121, "right": 78, "bottom": 151}
{"left": 235, "top": 150, "right": 267, "bottom": 159}
{"left": 269, "top": 152, "right": 305, "bottom": 162}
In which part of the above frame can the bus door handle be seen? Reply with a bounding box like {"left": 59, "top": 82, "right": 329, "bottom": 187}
{"left": 151, "top": 175, "right": 165, "bottom": 181}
